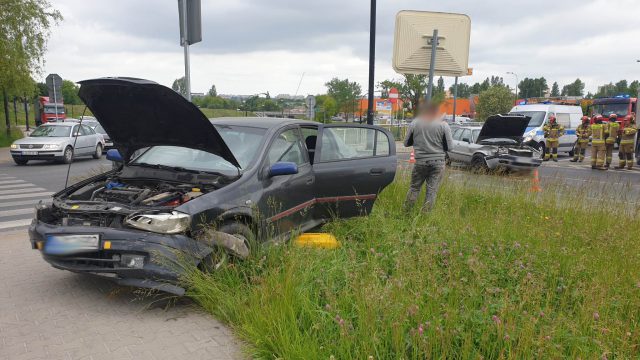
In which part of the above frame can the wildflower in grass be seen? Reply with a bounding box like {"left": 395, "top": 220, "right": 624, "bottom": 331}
{"left": 544, "top": 335, "right": 551, "bottom": 341}
{"left": 514, "top": 242, "right": 521, "bottom": 249}
{"left": 504, "top": 334, "right": 510, "bottom": 341}
{"left": 418, "top": 324, "right": 424, "bottom": 335}
{"left": 492, "top": 315, "right": 502, "bottom": 325}
{"left": 539, "top": 311, "right": 545, "bottom": 318}
{"left": 407, "top": 304, "right": 418, "bottom": 317}
{"left": 325, "top": 304, "right": 331, "bottom": 311}
{"left": 626, "top": 331, "right": 631, "bottom": 337}
{"left": 593, "top": 312, "right": 600, "bottom": 321}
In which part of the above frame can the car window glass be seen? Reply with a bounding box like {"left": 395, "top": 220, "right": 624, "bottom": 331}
{"left": 452, "top": 128, "right": 464, "bottom": 140}
{"left": 72, "top": 125, "right": 80, "bottom": 137}
{"left": 320, "top": 127, "right": 376, "bottom": 161}
{"left": 267, "top": 129, "right": 306, "bottom": 165}
{"left": 80, "top": 125, "right": 93, "bottom": 135}
{"left": 461, "top": 129, "right": 471, "bottom": 142}
{"left": 375, "top": 130, "right": 390, "bottom": 156}
{"left": 472, "top": 129, "right": 481, "bottom": 143}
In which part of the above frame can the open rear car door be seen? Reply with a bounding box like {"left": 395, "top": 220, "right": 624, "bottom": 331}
{"left": 312, "top": 124, "right": 397, "bottom": 219}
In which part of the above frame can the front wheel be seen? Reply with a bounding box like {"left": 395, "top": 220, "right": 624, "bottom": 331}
{"left": 92, "top": 144, "right": 102, "bottom": 159}
{"left": 13, "top": 158, "right": 28, "bottom": 166}
{"left": 538, "top": 142, "right": 546, "bottom": 159}
{"left": 61, "top": 146, "right": 74, "bottom": 164}
{"left": 471, "top": 154, "right": 489, "bottom": 173}
{"left": 199, "top": 222, "right": 253, "bottom": 272}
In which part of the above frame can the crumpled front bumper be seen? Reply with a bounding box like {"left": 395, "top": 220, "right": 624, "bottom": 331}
{"left": 485, "top": 154, "right": 542, "bottom": 171}
{"left": 28, "top": 220, "right": 212, "bottom": 296}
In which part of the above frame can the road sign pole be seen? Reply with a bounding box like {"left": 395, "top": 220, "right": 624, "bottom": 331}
{"left": 425, "top": 29, "right": 438, "bottom": 102}
{"left": 181, "top": 0, "right": 191, "bottom": 101}
{"left": 453, "top": 76, "right": 458, "bottom": 122}
{"left": 23, "top": 95, "right": 29, "bottom": 131}
{"left": 52, "top": 76, "right": 59, "bottom": 121}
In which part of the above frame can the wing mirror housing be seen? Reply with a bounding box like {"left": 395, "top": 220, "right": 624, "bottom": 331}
{"left": 269, "top": 162, "right": 298, "bottom": 177}
{"left": 106, "top": 149, "right": 123, "bottom": 163}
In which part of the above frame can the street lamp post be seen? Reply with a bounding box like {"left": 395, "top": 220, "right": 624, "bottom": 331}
{"left": 366, "top": 0, "right": 376, "bottom": 125}
{"left": 507, "top": 71, "right": 519, "bottom": 102}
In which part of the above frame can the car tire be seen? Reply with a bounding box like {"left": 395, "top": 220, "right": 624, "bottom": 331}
{"left": 445, "top": 153, "right": 451, "bottom": 166}
{"left": 61, "top": 146, "right": 74, "bottom": 164}
{"left": 471, "top": 154, "right": 489, "bottom": 173}
{"left": 538, "top": 142, "right": 546, "bottom": 159}
{"left": 568, "top": 142, "right": 576, "bottom": 157}
{"left": 92, "top": 144, "right": 102, "bottom": 159}
{"left": 13, "top": 158, "right": 28, "bottom": 166}
{"left": 199, "top": 221, "right": 254, "bottom": 272}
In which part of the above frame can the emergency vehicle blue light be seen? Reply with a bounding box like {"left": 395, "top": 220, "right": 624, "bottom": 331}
{"left": 614, "top": 94, "right": 630, "bottom": 98}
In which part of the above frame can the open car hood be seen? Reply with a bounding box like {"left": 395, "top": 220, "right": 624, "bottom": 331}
{"left": 78, "top": 77, "right": 239, "bottom": 167}
{"left": 476, "top": 114, "right": 530, "bottom": 143}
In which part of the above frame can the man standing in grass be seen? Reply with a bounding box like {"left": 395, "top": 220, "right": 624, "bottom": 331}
{"left": 403, "top": 102, "right": 453, "bottom": 212}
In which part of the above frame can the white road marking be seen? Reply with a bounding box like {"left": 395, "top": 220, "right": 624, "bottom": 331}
{"left": 0, "top": 187, "right": 47, "bottom": 195}
{"left": 0, "top": 208, "right": 34, "bottom": 217}
{"left": 0, "top": 180, "right": 26, "bottom": 185}
{"left": 0, "top": 177, "right": 17, "bottom": 181}
{"left": 0, "top": 183, "right": 41, "bottom": 190}
{"left": 0, "top": 199, "right": 49, "bottom": 208}
{"left": 0, "top": 219, "right": 32, "bottom": 230}
{"left": 0, "top": 192, "right": 54, "bottom": 200}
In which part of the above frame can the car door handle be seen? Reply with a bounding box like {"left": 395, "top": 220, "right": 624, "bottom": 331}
{"left": 369, "top": 168, "right": 384, "bottom": 176}
{"left": 306, "top": 177, "right": 315, "bottom": 185}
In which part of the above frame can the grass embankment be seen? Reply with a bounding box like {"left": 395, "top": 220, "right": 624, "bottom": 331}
{"left": 0, "top": 127, "right": 24, "bottom": 147}
{"left": 185, "top": 173, "right": 640, "bottom": 359}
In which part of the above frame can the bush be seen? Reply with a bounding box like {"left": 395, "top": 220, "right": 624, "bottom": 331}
{"left": 185, "top": 173, "right": 640, "bottom": 359}
{"left": 476, "top": 86, "right": 514, "bottom": 121}
{"left": 0, "top": 127, "right": 23, "bottom": 147}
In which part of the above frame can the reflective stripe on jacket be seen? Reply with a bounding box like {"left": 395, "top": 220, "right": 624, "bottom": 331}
{"left": 576, "top": 124, "right": 591, "bottom": 143}
{"left": 591, "top": 124, "right": 605, "bottom": 144}
{"left": 620, "top": 126, "right": 637, "bottom": 145}
{"left": 606, "top": 122, "right": 620, "bottom": 144}
{"left": 543, "top": 124, "right": 565, "bottom": 140}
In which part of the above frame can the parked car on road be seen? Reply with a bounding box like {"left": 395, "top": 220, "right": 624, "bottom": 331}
{"left": 448, "top": 114, "right": 542, "bottom": 172}
{"left": 30, "top": 77, "right": 397, "bottom": 295}
{"left": 10, "top": 122, "right": 105, "bottom": 165}
{"left": 82, "top": 119, "right": 114, "bottom": 152}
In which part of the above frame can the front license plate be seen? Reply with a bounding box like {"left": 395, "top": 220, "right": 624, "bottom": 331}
{"left": 22, "top": 151, "right": 38, "bottom": 156}
{"left": 44, "top": 234, "right": 100, "bottom": 255}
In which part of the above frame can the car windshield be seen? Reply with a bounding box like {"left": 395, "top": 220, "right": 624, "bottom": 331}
{"left": 30, "top": 125, "right": 71, "bottom": 137}
{"left": 130, "top": 125, "right": 266, "bottom": 174}
{"left": 44, "top": 105, "right": 65, "bottom": 115}
{"left": 594, "top": 103, "right": 629, "bottom": 117}
{"left": 509, "top": 111, "right": 546, "bottom": 127}
{"left": 91, "top": 124, "right": 106, "bottom": 134}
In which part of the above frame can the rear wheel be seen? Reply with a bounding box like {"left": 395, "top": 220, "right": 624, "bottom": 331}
{"left": 199, "top": 222, "right": 253, "bottom": 272}
{"left": 92, "top": 144, "right": 102, "bottom": 159}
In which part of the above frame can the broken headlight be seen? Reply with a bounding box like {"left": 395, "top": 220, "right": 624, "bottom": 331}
{"left": 125, "top": 211, "right": 191, "bottom": 234}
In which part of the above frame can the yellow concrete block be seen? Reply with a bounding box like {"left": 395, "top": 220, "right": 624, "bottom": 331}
{"left": 294, "top": 233, "right": 340, "bottom": 249}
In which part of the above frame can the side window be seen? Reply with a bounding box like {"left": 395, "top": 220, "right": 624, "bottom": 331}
{"left": 452, "top": 128, "right": 464, "bottom": 140}
{"left": 267, "top": 128, "right": 306, "bottom": 166}
{"left": 72, "top": 125, "right": 80, "bottom": 137}
{"left": 320, "top": 127, "right": 384, "bottom": 161}
{"left": 472, "top": 129, "right": 481, "bottom": 143}
{"left": 556, "top": 113, "right": 571, "bottom": 128}
{"left": 80, "top": 125, "right": 93, "bottom": 135}
{"left": 461, "top": 129, "right": 472, "bottom": 142}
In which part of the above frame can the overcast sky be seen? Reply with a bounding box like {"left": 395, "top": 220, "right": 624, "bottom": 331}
{"left": 43, "top": 0, "right": 639, "bottom": 96}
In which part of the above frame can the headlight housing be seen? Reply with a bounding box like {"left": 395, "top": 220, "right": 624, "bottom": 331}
{"left": 42, "top": 144, "right": 61, "bottom": 150}
{"left": 10, "top": 144, "right": 18, "bottom": 149}
{"left": 524, "top": 136, "right": 533, "bottom": 142}
{"left": 125, "top": 211, "right": 191, "bottom": 234}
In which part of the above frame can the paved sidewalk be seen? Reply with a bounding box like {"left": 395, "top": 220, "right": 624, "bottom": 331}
{"left": 0, "top": 231, "right": 242, "bottom": 360}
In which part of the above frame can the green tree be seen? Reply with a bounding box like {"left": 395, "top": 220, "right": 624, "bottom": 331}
{"left": 0, "top": 0, "right": 62, "bottom": 133}
{"left": 313, "top": 94, "right": 337, "bottom": 122}
{"left": 561, "top": 78, "right": 585, "bottom": 97}
{"left": 377, "top": 79, "right": 402, "bottom": 98}
{"left": 551, "top": 82, "right": 560, "bottom": 97}
{"left": 448, "top": 82, "right": 472, "bottom": 98}
{"left": 518, "top": 77, "right": 548, "bottom": 98}
{"left": 398, "top": 74, "right": 427, "bottom": 114}
{"left": 172, "top": 77, "right": 186, "bottom": 97}
{"left": 325, "top": 78, "right": 361, "bottom": 121}
{"left": 61, "top": 80, "right": 81, "bottom": 105}
{"left": 207, "top": 84, "right": 217, "bottom": 97}
{"left": 629, "top": 80, "right": 639, "bottom": 97}
{"left": 36, "top": 82, "right": 48, "bottom": 96}
{"left": 476, "top": 86, "right": 514, "bottom": 121}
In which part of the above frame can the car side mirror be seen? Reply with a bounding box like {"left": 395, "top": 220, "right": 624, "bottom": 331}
{"left": 269, "top": 162, "right": 298, "bottom": 177}
{"left": 462, "top": 137, "right": 470, "bottom": 143}
{"left": 106, "top": 149, "right": 123, "bottom": 163}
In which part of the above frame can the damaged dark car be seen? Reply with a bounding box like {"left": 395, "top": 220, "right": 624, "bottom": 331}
{"left": 29, "top": 78, "right": 397, "bottom": 295}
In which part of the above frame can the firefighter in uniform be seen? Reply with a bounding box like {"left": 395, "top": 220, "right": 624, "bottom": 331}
{"left": 542, "top": 115, "right": 564, "bottom": 162}
{"left": 590, "top": 115, "right": 607, "bottom": 169}
{"left": 617, "top": 114, "right": 637, "bottom": 170}
{"left": 570, "top": 116, "right": 591, "bottom": 162}
{"left": 604, "top": 113, "right": 620, "bottom": 168}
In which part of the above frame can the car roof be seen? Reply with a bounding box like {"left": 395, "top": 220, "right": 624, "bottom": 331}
{"left": 40, "top": 122, "right": 75, "bottom": 126}
{"left": 510, "top": 104, "right": 582, "bottom": 113}
{"left": 210, "top": 117, "right": 317, "bottom": 129}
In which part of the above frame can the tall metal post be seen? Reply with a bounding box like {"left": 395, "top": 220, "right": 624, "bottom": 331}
{"left": 425, "top": 29, "right": 438, "bottom": 102}
{"left": 23, "top": 95, "right": 29, "bottom": 131}
{"left": 52, "top": 77, "right": 59, "bottom": 121}
{"left": 453, "top": 76, "right": 458, "bottom": 123}
{"left": 366, "top": 0, "right": 376, "bottom": 125}
{"left": 181, "top": 0, "right": 191, "bottom": 101}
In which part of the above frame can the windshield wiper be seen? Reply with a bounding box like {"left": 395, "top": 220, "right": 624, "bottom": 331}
{"left": 130, "top": 162, "right": 237, "bottom": 178}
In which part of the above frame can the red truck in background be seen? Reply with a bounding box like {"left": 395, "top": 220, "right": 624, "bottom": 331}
{"left": 34, "top": 96, "right": 65, "bottom": 125}
{"left": 589, "top": 95, "right": 637, "bottom": 128}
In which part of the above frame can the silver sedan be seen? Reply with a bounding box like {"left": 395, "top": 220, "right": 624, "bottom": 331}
{"left": 10, "top": 123, "right": 105, "bottom": 165}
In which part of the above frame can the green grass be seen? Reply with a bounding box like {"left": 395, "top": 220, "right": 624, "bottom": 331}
{"left": 0, "top": 127, "right": 24, "bottom": 147}
{"left": 184, "top": 172, "right": 640, "bottom": 359}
